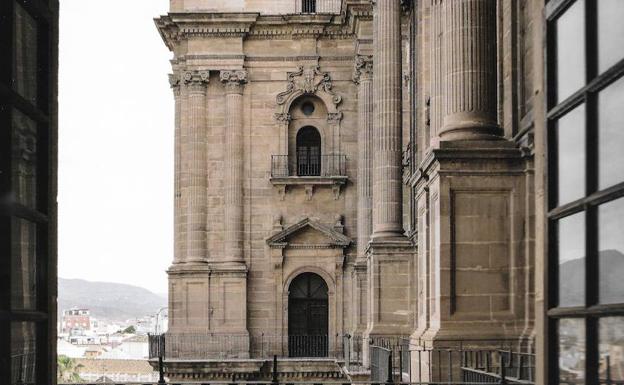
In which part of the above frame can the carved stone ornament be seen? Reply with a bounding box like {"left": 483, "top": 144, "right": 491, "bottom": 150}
{"left": 183, "top": 70, "right": 210, "bottom": 85}
{"left": 276, "top": 65, "right": 342, "bottom": 106}
{"left": 274, "top": 113, "right": 292, "bottom": 123}
{"left": 353, "top": 55, "right": 373, "bottom": 84}
{"left": 220, "top": 70, "right": 247, "bottom": 83}
{"left": 327, "top": 112, "right": 343, "bottom": 124}
{"left": 168, "top": 73, "right": 181, "bottom": 88}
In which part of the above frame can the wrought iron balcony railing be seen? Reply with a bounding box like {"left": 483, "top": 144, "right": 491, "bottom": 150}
{"left": 295, "top": 0, "right": 342, "bottom": 14}
{"left": 271, "top": 154, "right": 347, "bottom": 178}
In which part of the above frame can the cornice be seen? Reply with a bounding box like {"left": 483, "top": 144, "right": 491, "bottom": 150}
{"left": 155, "top": 9, "right": 373, "bottom": 50}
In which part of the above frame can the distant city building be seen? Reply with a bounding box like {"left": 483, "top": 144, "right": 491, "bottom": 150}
{"left": 75, "top": 359, "right": 158, "bottom": 383}
{"left": 62, "top": 308, "right": 92, "bottom": 333}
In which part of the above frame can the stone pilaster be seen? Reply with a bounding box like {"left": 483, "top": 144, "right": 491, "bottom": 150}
{"left": 371, "top": 0, "right": 404, "bottom": 239}
{"left": 183, "top": 70, "right": 209, "bottom": 263}
{"left": 440, "top": 0, "right": 502, "bottom": 141}
{"left": 170, "top": 73, "right": 183, "bottom": 264}
{"left": 220, "top": 70, "right": 248, "bottom": 265}
{"left": 354, "top": 55, "right": 374, "bottom": 261}
{"left": 351, "top": 55, "right": 373, "bottom": 343}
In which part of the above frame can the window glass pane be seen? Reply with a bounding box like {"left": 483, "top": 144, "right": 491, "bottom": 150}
{"left": 599, "top": 317, "right": 624, "bottom": 383}
{"left": 559, "top": 318, "right": 585, "bottom": 384}
{"left": 598, "top": 0, "right": 624, "bottom": 73}
{"left": 12, "top": 108, "right": 38, "bottom": 209}
{"left": 558, "top": 212, "right": 585, "bottom": 307}
{"left": 11, "top": 218, "right": 37, "bottom": 310}
{"left": 598, "top": 198, "right": 624, "bottom": 304}
{"left": 13, "top": 2, "right": 38, "bottom": 104}
{"left": 11, "top": 322, "right": 37, "bottom": 385}
{"left": 556, "top": 104, "right": 586, "bottom": 206}
{"left": 556, "top": 0, "right": 585, "bottom": 103}
{"left": 599, "top": 76, "right": 624, "bottom": 189}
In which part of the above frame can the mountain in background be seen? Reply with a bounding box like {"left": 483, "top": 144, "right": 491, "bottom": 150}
{"left": 58, "top": 278, "right": 167, "bottom": 321}
{"left": 560, "top": 249, "right": 624, "bottom": 305}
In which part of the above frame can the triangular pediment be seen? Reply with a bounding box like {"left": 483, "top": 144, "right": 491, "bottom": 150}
{"left": 266, "top": 218, "right": 351, "bottom": 249}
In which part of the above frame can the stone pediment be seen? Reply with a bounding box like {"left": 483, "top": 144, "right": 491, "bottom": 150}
{"left": 266, "top": 218, "right": 351, "bottom": 249}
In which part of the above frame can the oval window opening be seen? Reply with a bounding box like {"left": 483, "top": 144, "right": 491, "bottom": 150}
{"left": 301, "top": 101, "right": 315, "bottom": 116}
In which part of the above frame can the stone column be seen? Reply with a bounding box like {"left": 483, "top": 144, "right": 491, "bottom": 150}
{"left": 220, "top": 70, "right": 247, "bottom": 265}
{"left": 170, "top": 73, "right": 183, "bottom": 264}
{"left": 183, "top": 70, "right": 209, "bottom": 263}
{"left": 372, "top": 0, "right": 404, "bottom": 239}
{"left": 439, "top": 0, "right": 502, "bottom": 140}
{"left": 354, "top": 55, "right": 374, "bottom": 258}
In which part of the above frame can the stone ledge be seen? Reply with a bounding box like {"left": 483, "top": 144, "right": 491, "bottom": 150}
{"left": 270, "top": 176, "right": 348, "bottom": 200}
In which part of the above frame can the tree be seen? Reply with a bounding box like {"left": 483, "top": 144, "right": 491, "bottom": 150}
{"left": 57, "top": 355, "right": 84, "bottom": 383}
{"left": 122, "top": 325, "right": 136, "bottom": 334}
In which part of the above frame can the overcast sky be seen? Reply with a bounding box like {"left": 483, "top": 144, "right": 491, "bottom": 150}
{"left": 59, "top": 0, "right": 173, "bottom": 294}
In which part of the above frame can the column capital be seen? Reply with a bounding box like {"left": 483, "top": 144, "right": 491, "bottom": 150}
{"left": 169, "top": 73, "right": 181, "bottom": 96}
{"left": 353, "top": 55, "right": 373, "bottom": 84}
{"left": 327, "top": 112, "right": 343, "bottom": 124}
{"left": 183, "top": 70, "right": 209, "bottom": 93}
{"left": 274, "top": 112, "right": 291, "bottom": 124}
{"left": 220, "top": 70, "right": 248, "bottom": 94}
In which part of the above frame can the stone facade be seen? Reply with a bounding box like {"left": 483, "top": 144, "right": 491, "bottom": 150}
{"left": 156, "top": 0, "right": 539, "bottom": 381}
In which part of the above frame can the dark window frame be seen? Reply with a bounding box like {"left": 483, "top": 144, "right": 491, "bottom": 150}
{"left": 296, "top": 126, "right": 322, "bottom": 176}
{"left": 302, "top": 0, "right": 317, "bottom": 14}
{"left": 546, "top": 1, "right": 624, "bottom": 385}
{"left": 0, "top": 0, "right": 57, "bottom": 384}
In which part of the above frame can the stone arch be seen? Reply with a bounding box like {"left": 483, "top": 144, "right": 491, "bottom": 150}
{"left": 283, "top": 265, "right": 335, "bottom": 294}
{"left": 274, "top": 66, "right": 343, "bottom": 157}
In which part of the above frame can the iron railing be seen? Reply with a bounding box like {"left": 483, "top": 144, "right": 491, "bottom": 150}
{"left": 288, "top": 335, "right": 328, "bottom": 357}
{"left": 150, "top": 333, "right": 341, "bottom": 360}
{"left": 295, "top": 0, "right": 342, "bottom": 13}
{"left": 59, "top": 382, "right": 545, "bottom": 385}
{"left": 271, "top": 154, "right": 347, "bottom": 178}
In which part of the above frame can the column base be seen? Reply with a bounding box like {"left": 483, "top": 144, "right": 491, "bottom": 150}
{"left": 362, "top": 237, "right": 414, "bottom": 367}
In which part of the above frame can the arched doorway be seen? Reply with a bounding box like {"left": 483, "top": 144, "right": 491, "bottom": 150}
{"left": 288, "top": 272, "right": 328, "bottom": 357}
{"left": 296, "top": 126, "right": 321, "bottom": 176}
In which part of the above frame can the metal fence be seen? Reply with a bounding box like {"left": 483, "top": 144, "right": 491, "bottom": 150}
{"left": 271, "top": 154, "right": 347, "bottom": 178}
{"left": 149, "top": 333, "right": 344, "bottom": 360}
{"left": 370, "top": 345, "right": 392, "bottom": 383}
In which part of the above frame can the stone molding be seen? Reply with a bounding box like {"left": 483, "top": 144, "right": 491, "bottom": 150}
{"left": 266, "top": 217, "right": 351, "bottom": 249}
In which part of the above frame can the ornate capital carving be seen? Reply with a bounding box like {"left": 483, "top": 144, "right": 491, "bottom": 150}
{"left": 183, "top": 70, "right": 209, "bottom": 93}
{"left": 276, "top": 65, "right": 341, "bottom": 106}
{"left": 168, "top": 73, "right": 181, "bottom": 88}
{"left": 169, "top": 73, "right": 181, "bottom": 97}
{"left": 327, "top": 112, "right": 343, "bottom": 124}
{"left": 353, "top": 55, "right": 373, "bottom": 84}
{"left": 274, "top": 113, "right": 292, "bottom": 124}
{"left": 220, "top": 70, "right": 248, "bottom": 94}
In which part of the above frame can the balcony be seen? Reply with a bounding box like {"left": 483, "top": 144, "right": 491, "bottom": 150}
{"left": 270, "top": 154, "right": 348, "bottom": 200}
{"left": 295, "top": 0, "right": 342, "bottom": 14}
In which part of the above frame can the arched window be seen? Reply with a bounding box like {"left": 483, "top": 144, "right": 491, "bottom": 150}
{"left": 288, "top": 272, "right": 328, "bottom": 357}
{"left": 296, "top": 126, "right": 321, "bottom": 176}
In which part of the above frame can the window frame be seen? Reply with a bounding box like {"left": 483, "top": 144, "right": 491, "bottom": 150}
{"left": 0, "top": 0, "right": 57, "bottom": 384}
{"left": 546, "top": 1, "right": 624, "bottom": 384}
